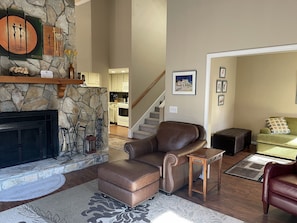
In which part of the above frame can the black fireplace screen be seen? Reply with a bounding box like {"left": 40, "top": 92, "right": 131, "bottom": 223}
{"left": 0, "top": 110, "right": 59, "bottom": 168}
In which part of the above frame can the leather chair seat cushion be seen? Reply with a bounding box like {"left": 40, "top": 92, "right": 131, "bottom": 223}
{"left": 134, "top": 152, "right": 165, "bottom": 177}
{"left": 270, "top": 174, "right": 297, "bottom": 201}
{"left": 157, "top": 122, "right": 199, "bottom": 152}
{"left": 98, "top": 160, "right": 159, "bottom": 192}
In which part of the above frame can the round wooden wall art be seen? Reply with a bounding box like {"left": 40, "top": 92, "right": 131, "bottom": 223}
{"left": 0, "top": 9, "right": 42, "bottom": 60}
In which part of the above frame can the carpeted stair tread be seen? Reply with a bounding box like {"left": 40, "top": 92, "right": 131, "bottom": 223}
{"left": 139, "top": 123, "right": 158, "bottom": 133}
{"left": 133, "top": 130, "right": 154, "bottom": 139}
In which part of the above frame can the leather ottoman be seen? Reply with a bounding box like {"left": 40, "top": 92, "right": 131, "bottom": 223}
{"left": 98, "top": 159, "right": 159, "bottom": 208}
{"left": 212, "top": 128, "right": 252, "bottom": 155}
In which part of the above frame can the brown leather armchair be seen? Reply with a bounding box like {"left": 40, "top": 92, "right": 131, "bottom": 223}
{"left": 262, "top": 160, "right": 297, "bottom": 216}
{"left": 124, "top": 121, "right": 207, "bottom": 194}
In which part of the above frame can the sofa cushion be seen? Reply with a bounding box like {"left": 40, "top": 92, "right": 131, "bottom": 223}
{"left": 257, "top": 133, "right": 297, "bottom": 147}
{"left": 266, "top": 117, "right": 290, "bottom": 134}
{"left": 285, "top": 117, "right": 297, "bottom": 135}
{"left": 156, "top": 122, "right": 199, "bottom": 152}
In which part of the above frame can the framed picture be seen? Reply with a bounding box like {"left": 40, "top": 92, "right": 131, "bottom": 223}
{"left": 218, "top": 95, "right": 224, "bottom": 106}
{"left": 222, "top": 80, "right": 228, "bottom": 93}
{"left": 216, "top": 80, "right": 222, "bottom": 93}
{"left": 219, "top": 66, "right": 226, "bottom": 78}
{"left": 172, "top": 70, "right": 196, "bottom": 95}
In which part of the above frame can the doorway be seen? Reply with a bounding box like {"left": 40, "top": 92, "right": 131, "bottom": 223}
{"left": 205, "top": 44, "right": 297, "bottom": 144}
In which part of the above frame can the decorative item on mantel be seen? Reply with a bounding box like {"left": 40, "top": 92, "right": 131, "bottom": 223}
{"left": 64, "top": 48, "right": 77, "bottom": 79}
{"left": 9, "top": 66, "right": 29, "bottom": 76}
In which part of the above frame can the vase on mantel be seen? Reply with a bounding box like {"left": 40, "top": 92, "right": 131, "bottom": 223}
{"left": 68, "top": 63, "right": 74, "bottom": 79}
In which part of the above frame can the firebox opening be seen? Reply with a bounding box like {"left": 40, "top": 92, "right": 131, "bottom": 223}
{"left": 0, "top": 110, "right": 59, "bottom": 169}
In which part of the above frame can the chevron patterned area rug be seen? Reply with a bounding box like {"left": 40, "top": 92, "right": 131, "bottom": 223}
{"left": 0, "top": 179, "right": 244, "bottom": 223}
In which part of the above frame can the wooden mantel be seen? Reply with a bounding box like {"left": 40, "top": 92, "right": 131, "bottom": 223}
{"left": 0, "top": 76, "right": 83, "bottom": 98}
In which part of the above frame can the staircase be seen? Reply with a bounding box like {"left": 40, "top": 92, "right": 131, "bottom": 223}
{"left": 133, "top": 106, "right": 160, "bottom": 139}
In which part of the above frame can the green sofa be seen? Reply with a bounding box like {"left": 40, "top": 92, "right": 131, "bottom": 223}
{"left": 257, "top": 117, "right": 297, "bottom": 160}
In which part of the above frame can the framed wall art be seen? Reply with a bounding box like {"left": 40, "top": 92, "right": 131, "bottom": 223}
{"left": 43, "top": 25, "right": 64, "bottom": 57}
{"left": 219, "top": 66, "right": 226, "bottom": 78}
{"left": 172, "top": 70, "right": 196, "bottom": 95}
{"left": 216, "top": 80, "right": 222, "bottom": 93}
{"left": 218, "top": 95, "right": 224, "bottom": 106}
{"left": 222, "top": 80, "right": 228, "bottom": 93}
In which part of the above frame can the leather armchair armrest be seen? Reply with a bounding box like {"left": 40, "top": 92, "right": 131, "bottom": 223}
{"left": 163, "top": 139, "right": 207, "bottom": 177}
{"left": 260, "top": 128, "right": 271, "bottom": 134}
{"left": 161, "top": 139, "right": 206, "bottom": 192}
{"left": 124, "top": 135, "right": 157, "bottom": 159}
{"left": 262, "top": 161, "right": 296, "bottom": 203}
{"left": 263, "top": 161, "right": 296, "bottom": 179}
{"left": 164, "top": 140, "right": 207, "bottom": 167}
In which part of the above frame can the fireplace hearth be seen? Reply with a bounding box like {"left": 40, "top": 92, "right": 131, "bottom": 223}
{"left": 0, "top": 110, "right": 59, "bottom": 169}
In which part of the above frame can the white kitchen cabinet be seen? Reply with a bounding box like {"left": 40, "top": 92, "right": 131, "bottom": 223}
{"left": 110, "top": 73, "right": 129, "bottom": 92}
{"left": 111, "top": 74, "right": 120, "bottom": 91}
{"left": 108, "top": 102, "right": 118, "bottom": 123}
{"left": 122, "top": 73, "right": 129, "bottom": 92}
{"left": 82, "top": 72, "right": 100, "bottom": 87}
{"left": 88, "top": 72, "right": 100, "bottom": 86}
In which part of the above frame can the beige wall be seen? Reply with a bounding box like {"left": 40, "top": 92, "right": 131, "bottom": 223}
{"left": 76, "top": 0, "right": 166, "bottom": 127}
{"left": 234, "top": 52, "right": 297, "bottom": 140}
{"left": 109, "top": 0, "right": 131, "bottom": 69}
{"left": 76, "top": 0, "right": 109, "bottom": 87}
{"left": 130, "top": 0, "right": 166, "bottom": 125}
{"left": 210, "top": 57, "right": 237, "bottom": 133}
{"left": 166, "top": 0, "right": 297, "bottom": 143}
{"left": 91, "top": 0, "right": 109, "bottom": 87}
{"left": 76, "top": 2, "right": 92, "bottom": 72}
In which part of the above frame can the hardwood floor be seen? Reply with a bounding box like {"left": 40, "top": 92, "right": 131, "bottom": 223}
{"left": 1, "top": 125, "right": 297, "bottom": 223}
{"left": 109, "top": 124, "right": 128, "bottom": 138}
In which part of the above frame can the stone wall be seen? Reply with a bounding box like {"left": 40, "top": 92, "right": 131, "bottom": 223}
{"left": 0, "top": 0, "right": 75, "bottom": 77}
{"left": 0, "top": 0, "right": 108, "bottom": 154}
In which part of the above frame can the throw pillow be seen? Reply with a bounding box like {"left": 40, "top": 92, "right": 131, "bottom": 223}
{"left": 266, "top": 117, "right": 290, "bottom": 134}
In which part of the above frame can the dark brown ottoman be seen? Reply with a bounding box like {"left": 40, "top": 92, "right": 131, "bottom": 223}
{"left": 212, "top": 128, "right": 251, "bottom": 155}
{"left": 98, "top": 159, "right": 159, "bottom": 208}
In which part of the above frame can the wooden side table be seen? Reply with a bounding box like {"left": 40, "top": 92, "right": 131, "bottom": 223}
{"left": 188, "top": 148, "right": 225, "bottom": 201}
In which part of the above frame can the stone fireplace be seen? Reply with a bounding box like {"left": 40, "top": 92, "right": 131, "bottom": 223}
{"left": 0, "top": 1, "right": 108, "bottom": 159}
{"left": 0, "top": 83, "right": 108, "bottom": 155}
{"left": 0, "top": 84, "right": 109, "bottom": 191}
{"left": 0, "top": 0, "right": 109, "bottom": 191}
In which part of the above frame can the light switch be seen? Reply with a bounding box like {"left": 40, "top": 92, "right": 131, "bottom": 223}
{"left": 169, "top": 106, "right": 178, "bottom": 113}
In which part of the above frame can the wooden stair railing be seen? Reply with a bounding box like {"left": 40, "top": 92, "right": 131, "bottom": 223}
{"left": 132, "top": 70, "right": 165, "bottom": 109}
